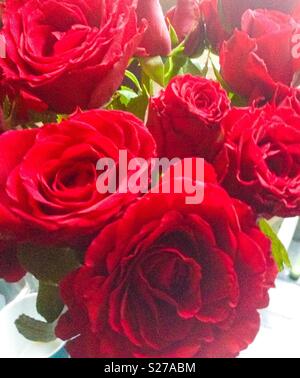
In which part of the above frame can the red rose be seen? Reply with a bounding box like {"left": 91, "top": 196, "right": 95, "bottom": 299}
{"left": 201, "top": 0, "right": 230, "bottom": 51}
{"left": 0, "top": 0, "right": 146, "bottom": 114}
{"left": 220, "top": 9, "right": 299, "bottom": 101}
{"left": 166, "top": 0, "right": 205, "bottom": 56}
{"left": 201, "top": 0, "right": 300, "bottom": 52}
{"left": 56, "top": 164, "right": 277, "bottom": 358}
{"left": 146, "top": 74, "right": 230, "bottom": 161}
{"left": 215, "top": 102, "right": 300, "bottom": 217}
{"left": 219, "top": 0, "right": 300, "bottom": 29}
{"left": 0, "top": 109, "right": 156, "bottom": 245}
{"left": 0, "top": 240, "right": 25, "bottom": 283}
{"left": 271, "top": 85, "right": 300, "bottom": 114}
{"left": 0, "top": 106, "right": 4, "bottom": 132}
{"left": 0, "top": 81, "right": 49, "bottom": 124}
{"left": 166, "top": 0, "right": 201, "bottom": 41}
{"left": 137, "top": 0, "right": 171, "bottom": 57}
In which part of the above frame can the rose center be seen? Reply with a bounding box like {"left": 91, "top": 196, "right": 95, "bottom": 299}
{"left": 138, "top": 248, "right": 202, "bottom": 317}
{"left": 264, "top": 145, "right": 292, "bottom": 177}
{"left": 56, "top": 161, "right": 96, "bottom": 189}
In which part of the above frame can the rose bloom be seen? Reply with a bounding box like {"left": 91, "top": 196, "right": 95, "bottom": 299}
{"left": 0, "top": 239, "right": 25, "bottom": 283}
{"left": 137, "top": 0, "right": 171, "bottom": 57}
{"left": 0, "top": 0, "right": 170, "bottom": 114}
{"left": 56, "top": 163, "right": 277, "bottom": 358}
{"left": 219, "top": 0, "right": 300, "bottom": 29}
{"left": 147, "top": 75, "right": 230, "bottom": 162}
{"left": 200, "top": 0, "right": 230, "bottom": 51}
{"left": 0, "top": 72, "right": 48, "bottom": 123}
{"left": 220, "top": 9, "right": 299, "bottom": 101}
{"left": 271, "top": 85, "right": 300, "bottom": 114}
{"left": 0, "top": 109, "right": 156, "bottom": 245}
{"left": 215, "top": 101, "right": 300, "bottom": 218}
{"left": 166, "top": 0, "right": 205, "bottom": 56}
{"left": 166, "top": 0, "right": 201, "bottom": 41}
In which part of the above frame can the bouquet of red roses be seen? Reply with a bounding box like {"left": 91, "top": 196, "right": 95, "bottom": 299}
{"left": 0, "top": 0, "right": 299, "bottom": 358}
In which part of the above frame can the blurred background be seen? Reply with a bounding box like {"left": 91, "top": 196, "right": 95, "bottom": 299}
{"left": 241, "top": 217, "right": 300, "bottom": 358}
{"left": 161, "top": 0, "right": 177, "bottom": 13}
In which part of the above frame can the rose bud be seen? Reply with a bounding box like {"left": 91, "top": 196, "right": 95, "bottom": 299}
{"left": 147, "top": 74, "right": 230, "bottom": 162}
{"left": 137, "top": 0, "right": 171, "bottom": 56}
{"left": 220, "top": 9, "right": 299, "bottom": 102}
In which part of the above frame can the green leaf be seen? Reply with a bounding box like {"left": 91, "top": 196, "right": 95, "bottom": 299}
{"left": 140, "top": 56, "right": 165, "bottom": 87}
{"left": 229, "top": 92, "right": 248, "bottom": 107}
{"left": 28, "top": 111, "right": 57, "bottom": 125}
{"left": 107, "top": 67, "right": 150, "bottom": 120}
{"left": 210, "top": 58, "right": 232, "bottom": 92}
{"left": 183, "top": 58, "right": 208, "bottom": 77}
{"left": 18, "top": 244, "right": 80, "bottom": 284}
{"left": 169, "top": 23, "right": 179, "bottom": 48}
{"left": 164, "top": 45, "right": 187, "bottom": 85}
{"left": 169, "top": 41, "right": 185, "bottom": 58}
{"left": 259, "top": 219, "right": 292, "bottom": 271}
{"left": 126, "top": 92, "right": 149, "bottom": 121}
{"left": 107, "top": 87, "right": 149, "bottom": 121}
{"left": 118, "top": 88, "right": 139, "bottom": 106}
{"left": 37, "top": 282, "right": 64, "bottom": 323}
{"left": 141, "top": 71, "right": 153, "bottom": 97}
{"left": 3, "top": 96, "right": 12, "bottom": 119}
{"left": 56, "top": 114, "right": 68, "bottom": 123}
{"left": 125, "top": 70, "right": 143, "bottom": 93}
{"left": 15, "top": 315, "right": 56, "bottom": 343}
{"left": 210, "top": 58, "right": 247, "bottom": 105}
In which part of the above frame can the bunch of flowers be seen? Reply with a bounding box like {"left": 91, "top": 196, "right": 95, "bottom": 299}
{"left": 0, "top": 0, "right": 299, "bottom": 358}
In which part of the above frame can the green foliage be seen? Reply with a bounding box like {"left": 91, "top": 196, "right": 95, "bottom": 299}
{"left": 56, "top": 114, "right": 68, "bottom": 123}
{"left": 259, "top": 219, "right": 292, "bottom": 272}
{"left": 169, "top": 23, "right": 179, "bottom": 48}
{"left": 107, "top": 69, "right": 149, "bottom": 121}
{"left": 37, "top": 282, "right": 64, "bottom": 323}
{"left": 210, "top": 58, "right": 231, "bottom": 92}
{"left": 210, "top": 57, "right": 247, "bottom": 106}
{"left": 15, "top": 315, "right": 56, "bottom": 343}
{"left": 140, "top": 56, "right": 165, "bottom": 88}
{"left": 164, "top": 44, "right": 187, "bottom": 84}
{"left": 18, "top": 244, "right": 80, "bottom": 284}
{"left": 125, "top": 70, "right": 143, "bottom": 92}
{"left": 3, "top": 96, "right": 12, "bottom": 120}
{"left": 183, "top": 56, "right": 209, "bottom": 77}
{"left": 17, "top": 244, "right": 79, "bottom": 329}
